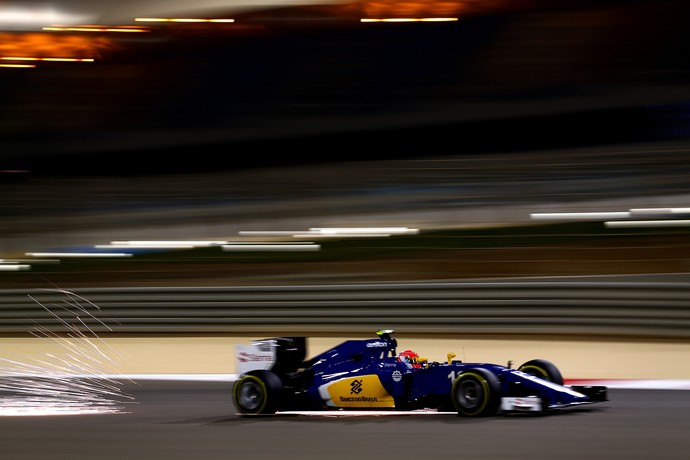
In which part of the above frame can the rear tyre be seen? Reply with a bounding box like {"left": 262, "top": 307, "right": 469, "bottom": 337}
{"left": 518, "top": 359, "right": 564, "bottom": 385}
{"left": 451, "top": 368, "right": 501, "bottom": 417}
{"left": 232, "top": 370, "right": 283, "bottom": 415}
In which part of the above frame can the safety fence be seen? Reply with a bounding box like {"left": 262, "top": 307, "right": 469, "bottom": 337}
{"left": 0, "top": 281, "right": 688, "bottom": 338}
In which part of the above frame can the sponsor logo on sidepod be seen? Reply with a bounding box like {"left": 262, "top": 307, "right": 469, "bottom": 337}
{"left": 350, "top": 379, "right": 363, "bottom": 394}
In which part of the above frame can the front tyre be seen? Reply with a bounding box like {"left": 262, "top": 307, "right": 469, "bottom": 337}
{"left": 232, "top": 370, "right": 283, "bottom": 415}
{"left": 518, "top": 359, "right": 564, "bottom": 385}
{"left": 451, "top": 368, "right": 501, "bottom": 417}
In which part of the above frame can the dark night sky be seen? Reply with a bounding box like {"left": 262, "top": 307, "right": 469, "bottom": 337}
{"left": 1, "top": 0, "right": 689, "bottom": 175}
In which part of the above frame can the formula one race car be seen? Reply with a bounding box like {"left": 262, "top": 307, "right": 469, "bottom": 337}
{"left": 232, "top": 330, "right": 607, "bottom": 416}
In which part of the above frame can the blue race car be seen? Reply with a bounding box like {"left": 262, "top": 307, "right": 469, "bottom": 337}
{"left": 232, "top": 330, "right": 607, "bottom": 416}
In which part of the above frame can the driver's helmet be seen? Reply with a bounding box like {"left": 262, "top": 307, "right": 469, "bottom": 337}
{"left": 397, "top": 349, "right": 421, "bottom": 368}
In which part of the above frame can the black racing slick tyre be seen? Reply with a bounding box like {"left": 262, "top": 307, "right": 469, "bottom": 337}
{"left": 451, "top": 368, "right": 501, "bottom": 417}
{"left": 518, "top": 359, "right": 564, "bottom": 385}
{"left": 232, "top": 370, "right": 283, "bottom": 415}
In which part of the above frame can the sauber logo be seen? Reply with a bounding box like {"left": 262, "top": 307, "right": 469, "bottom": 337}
{"left": 350, "top": 379, "right": 363, "bottom": 394}
{"left": 237, "top": 352, "right": 273, "bottom": 363}
{"left": 392, "top": 370, "right": 402, "bottom": 382}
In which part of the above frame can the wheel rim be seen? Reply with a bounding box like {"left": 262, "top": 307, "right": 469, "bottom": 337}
{"left": 457, "top": 379, "right": 483, "bottom": 409}
{"left": 238, "top": 380, "right": 263, "bottom": 411}
{"left": 521, "top": 365, "right": 549, "bottom": 381}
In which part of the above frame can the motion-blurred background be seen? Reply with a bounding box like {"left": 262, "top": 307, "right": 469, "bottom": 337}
{"left": 2, "top": 0, "right": 690, "bottom": 286}
{"left": 1, "top": 0, "right": 690, "bottom": 389}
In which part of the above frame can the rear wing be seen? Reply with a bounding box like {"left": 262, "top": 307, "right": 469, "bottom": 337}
{"left": 235, "top": 337, "right": 307, "bottom": 376}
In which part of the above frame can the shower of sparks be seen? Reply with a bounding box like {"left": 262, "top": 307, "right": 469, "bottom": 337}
{"left": 0, "top": 287, "right": 137, "bottom": 416}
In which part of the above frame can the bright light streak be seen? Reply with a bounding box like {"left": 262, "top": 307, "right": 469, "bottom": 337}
{"left": 222, "top": 243, "right": 320, "bottom": 251}
{"left": 533, "top": 207, "right": 690, "bottom": 222}
{"left": 41, "top": 57, "right": 94, "bottom": 62}
{"left": 98, "top": 240, "right": 227, "bottom": 248}
{"left": 134, "top": 17, "right": 168, "bottom": 22}
{"left": 629, "top": 208, "right": 690, "bottom": 216}
{"left": 238, "top": 227, "right": 419, "bottom": 238}
{"left": 1, "top": 56, "right": 40, "bottom": 60}
{"left": 0, "top": 63, "right": 34, "bottom": 68}
{"left": 0, "top": 258, "right": 58, "bottom": 264}
{"left": 134, "top": 17, "right": 235, "bottom": 23}
{"left": 0, "top": 57, "right": 94, "bottom": 62}
{"left": 43, "top": 26, "right": 149, "bottom": 33}
{"left": 530, "top": 212, "right": 631, "bottom": 220}
{"left": 605, "top": 220, "right": 690, "bottom": 228}
{"left": 292, "top": 233, "right": 390, "bottom": 238}
{"left": 95, "top": 244, "right": 194, "bottom": 249}
{"left": 309, "top": 227, "right": 419, "bottom": 235}
{"left": 0, "top": 264, "right": 30, "bottom": 271}
{"left": 238, "top": 231, "right": 308, "bottom": 236}
{"left": 361, "top": 18, "right": 458, "bottom": 22}
{"left": 166, "top": 18, "right": 206, "bottom": 23}
{"left": 25, "top": 252, "right": 132, "bottom": 257}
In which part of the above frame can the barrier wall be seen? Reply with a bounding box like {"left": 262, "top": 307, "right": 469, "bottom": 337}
{"left": 1, "top": 281, "right": 689, "bottom": 380}
{"left": 2, "top": 335, "right": 689, "bottom": 380}
{"left": 0, "top": 282, "right": 688, "bottom": 337}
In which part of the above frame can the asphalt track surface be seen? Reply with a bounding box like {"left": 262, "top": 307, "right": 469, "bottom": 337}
{"left": 1, "top": 380, "right": 689, "bottom": 460}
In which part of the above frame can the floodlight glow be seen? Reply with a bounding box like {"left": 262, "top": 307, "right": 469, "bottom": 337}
{"left": 0, "top": 7, "right": 95, "bottom": 30}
